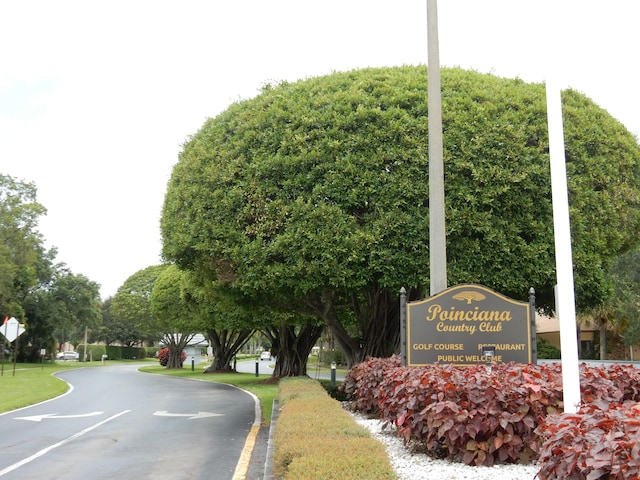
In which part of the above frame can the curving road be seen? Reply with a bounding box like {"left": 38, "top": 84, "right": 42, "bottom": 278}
{"left": 0, "top": 364, "right": 258, "bottom": 480}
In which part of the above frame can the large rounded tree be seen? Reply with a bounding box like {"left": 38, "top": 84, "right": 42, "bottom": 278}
{"left": 161, "top": 66, "right": 640, "bottom": 367}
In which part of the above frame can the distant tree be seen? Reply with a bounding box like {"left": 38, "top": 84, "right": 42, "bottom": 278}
{"left": 182, "top": 276, "right": 255, "bottom": 373}
{"left": 111, "top": 265, "right": 168, "bottom": 345}
{"left": 581, "top": 302, "right": 619, "bottom": 361}
{"left": 50, "top": 271, "right": 102, "bottom": 350}
{"left": 150, "top": 264, "right": 202, "bottom": 369}
{"left": 98, "top": 296, "right": 145, "bottom": 346}
{"left": 21, "top": 285, "right": 57, "bottom": 361}
{"left": 15, "top": 248, "right": 58, "bottom": 361}
{"left": 0, "top": 174, "right": 104, "bottom": 361}
{"left": 580, "top": 248, "right": 640, "bottom": 360}
{"left": 610, "top": 249, "right": 640, "bottom": 351}
{"left": 162, "top": 66, "right": 640, "bottom": 367}
{"left": 0, "top": 174, "right": 48, "bottom": 320}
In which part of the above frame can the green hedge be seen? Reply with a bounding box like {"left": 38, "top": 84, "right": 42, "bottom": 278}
{"left": 106, "top": 345, "right": 146, "bottom": 360}
{"left": 76, "top": 344, "right": 106, "bottom": 361}
{"left": 274, "top": 377, "right": 396, "bottom": 480}
{"left": 77, "top": 345, "right": 146, "bottom": 360}
{"left": 145, "top": 347, "right": 159, "bottom": 358}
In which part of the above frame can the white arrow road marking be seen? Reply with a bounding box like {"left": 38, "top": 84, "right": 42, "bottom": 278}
{"left": 0, "top": 410, "right": 130, "bottom": 477}
{"left": 153, "top": 411, "right": 224, "bottom": 420}
{"left": 15, "top": 412, "right": 104, "bottom": 422}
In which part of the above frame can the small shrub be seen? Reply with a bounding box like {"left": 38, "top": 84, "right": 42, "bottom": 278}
{"left": 535, "top": 401, "right": 640, "bottom": 479}
{"left": 318, "top": 348, "right": 346, "bottom": 367}
{"left": 157, "top": 348, "right": 186, "bottom": 366}
{"left": 379, "top": 362, "right": 562, "bottom": 465}
{"left": 581, "top": 363, "right": 640, "bottom": 403}
{"left": 537, "top": 337, "right": 561, "bottom": 359}
{"left": 145, "top": 347, "right": 159, "bottom": 358}
{"left": 319, "top": 380, "right": 348, "bottom": 401}
{"left": 340, "top": 355, "right": 402, "bottom": 415}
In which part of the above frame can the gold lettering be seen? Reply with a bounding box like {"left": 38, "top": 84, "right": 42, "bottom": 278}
{"left": 479, "top": 322, "right": 503, "bottom": 332}
{"left": 425, "top": 304, "right": 513, "bottom": 323}
{"left": 436, "top": 322, "right": 477, "bottom": 335}
{"left": 464, "top": 354, "right": 504, "bottom": 363}
{"left": 425, "top": 304, "right": 441, "bottom": 321}
{"left": 477, "top": 343, "right": 527, "bottom": 351}
{"left": 433, "top": 344, "right": 464, "bottom": 350}
{"left": 437, "top": 355, "right": 464, "bottom": 362}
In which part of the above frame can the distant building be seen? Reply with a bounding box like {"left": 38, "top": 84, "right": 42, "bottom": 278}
{"left": 160, "top": 334, "right": 208, "bottom": 365}
{"left": 184, "top": 334, "right": 208, "bottom": 365}
{"left": 536, "top": 315, "right": 598, "bottom": 358}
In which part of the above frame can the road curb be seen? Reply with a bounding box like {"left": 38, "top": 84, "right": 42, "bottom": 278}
{"left": 263, "top": 399, "right": 279, "bottom": 480}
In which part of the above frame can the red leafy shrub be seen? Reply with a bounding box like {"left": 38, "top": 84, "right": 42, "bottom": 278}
{"left": 157, "top": 347, "right": 187, "bottom": 366}
{"left": 343, "top": 358, "right": 640, "bottom": 468}
{"left": 581, "top": 363, "right": 640, "bottom": 403}
{"left": 376, "top": 362, "right": 563, "bottom": 466}
{"left": 535, "top": 400, "right": 640, "bottom": 480}
{"left": 340, "top": 355, "right": 402, "bottom": 415}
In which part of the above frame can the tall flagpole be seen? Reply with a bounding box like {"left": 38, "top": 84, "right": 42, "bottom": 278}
{"left": 546, "top": 78, "right": 581, "bottom": 413}
{"left": 427, "top": 0, "right": 447, "bottom": 296}
{"left": 545, "top": 2, "right": 581, "bottom": 413}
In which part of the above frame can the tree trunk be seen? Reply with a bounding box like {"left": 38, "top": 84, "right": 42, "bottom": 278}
{"left": 164, "top": 333, "right": 194, "bottom": 369}
{"left": 316, "top": 288, "right": 412, "bottom": 369}
{"left": 167, "top": 347, "right": 184, "bottom": 369}
{"left": 267, "top": 322, "right": 324, "bottom": 378}
{"left": 318, "top": 292, "right": 363, "bottom": 368}
{"left": 203, "top": 328, "right": 253, "bottom": 373}
{"left": 599, "top": 316, "right": 607, "bottom": 360}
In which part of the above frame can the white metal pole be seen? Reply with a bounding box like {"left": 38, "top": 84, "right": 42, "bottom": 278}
{"left": 546, "top": 79, "right": 581, "bottom": 413}
{"left": 427, "top": 0, "right": 447, "bottom": 295}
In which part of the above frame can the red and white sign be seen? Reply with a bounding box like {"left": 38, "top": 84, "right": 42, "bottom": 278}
{"left": 2, "top": 317, "right": 25, "bottom": 342}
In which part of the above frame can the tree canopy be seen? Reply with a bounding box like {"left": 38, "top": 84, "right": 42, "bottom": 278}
{"left": 150, "top": 264, "right": 202, "bottom": 368}
{"left": 50, "top": 270, "right": 102, "bottom": 348}
{"left": 0, "top": 174, "right": 48, "bottom": 319}
{"left": 111, "top": 264, "right": 169, "bottom": 345}
{"left": 609, "top": 248, "right": 640, "bottom": 348}
{"left": 1, "top": 174, "right": 105, "bottom": 360}
{"left": 161, "top": 66, "right": 640, "bottom": 366}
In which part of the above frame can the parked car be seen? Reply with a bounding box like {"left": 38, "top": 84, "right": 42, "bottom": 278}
{"left": 260, "top": 351, "right": 272, "bottom": 361}
{"left": 56, "top": 351, "right": 79, "bottom": 360}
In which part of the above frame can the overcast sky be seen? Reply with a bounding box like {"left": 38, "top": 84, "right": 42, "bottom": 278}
{"left": 2, "top": 1, "right": 638, "bottom": 299}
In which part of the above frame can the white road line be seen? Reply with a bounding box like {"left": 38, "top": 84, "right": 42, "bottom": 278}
{"left": 0, "top": 410, "right": 131, "bottom": 477}
{"left": 153, "top": 411, "right": 224, "bottom": 419}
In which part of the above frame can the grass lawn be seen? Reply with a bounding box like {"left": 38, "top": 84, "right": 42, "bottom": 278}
{"left": 0, "top": 363, "right": 71, "bottom": 413}
{"left": 139, "top": 365, "right": 279, "bottom": 425}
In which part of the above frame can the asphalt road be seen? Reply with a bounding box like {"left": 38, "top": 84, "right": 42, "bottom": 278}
{"left": 0, "top": 364, "right": 258, "bottom": 480}
{"left": 236, "top": 358, "right": 346, "bottom": 383}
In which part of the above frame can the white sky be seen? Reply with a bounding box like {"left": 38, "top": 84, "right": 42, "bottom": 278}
{"left": 1, "top": 0, "right": 638, "bottom": 299}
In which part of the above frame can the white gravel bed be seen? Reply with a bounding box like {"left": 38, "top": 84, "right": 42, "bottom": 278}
{"left": 350, "top": 412, "right": 541, "bottom": 480}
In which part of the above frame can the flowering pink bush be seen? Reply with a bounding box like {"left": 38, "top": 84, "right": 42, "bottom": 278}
{"left": 157, "top": 348, "right": 187, "bottom": 366}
